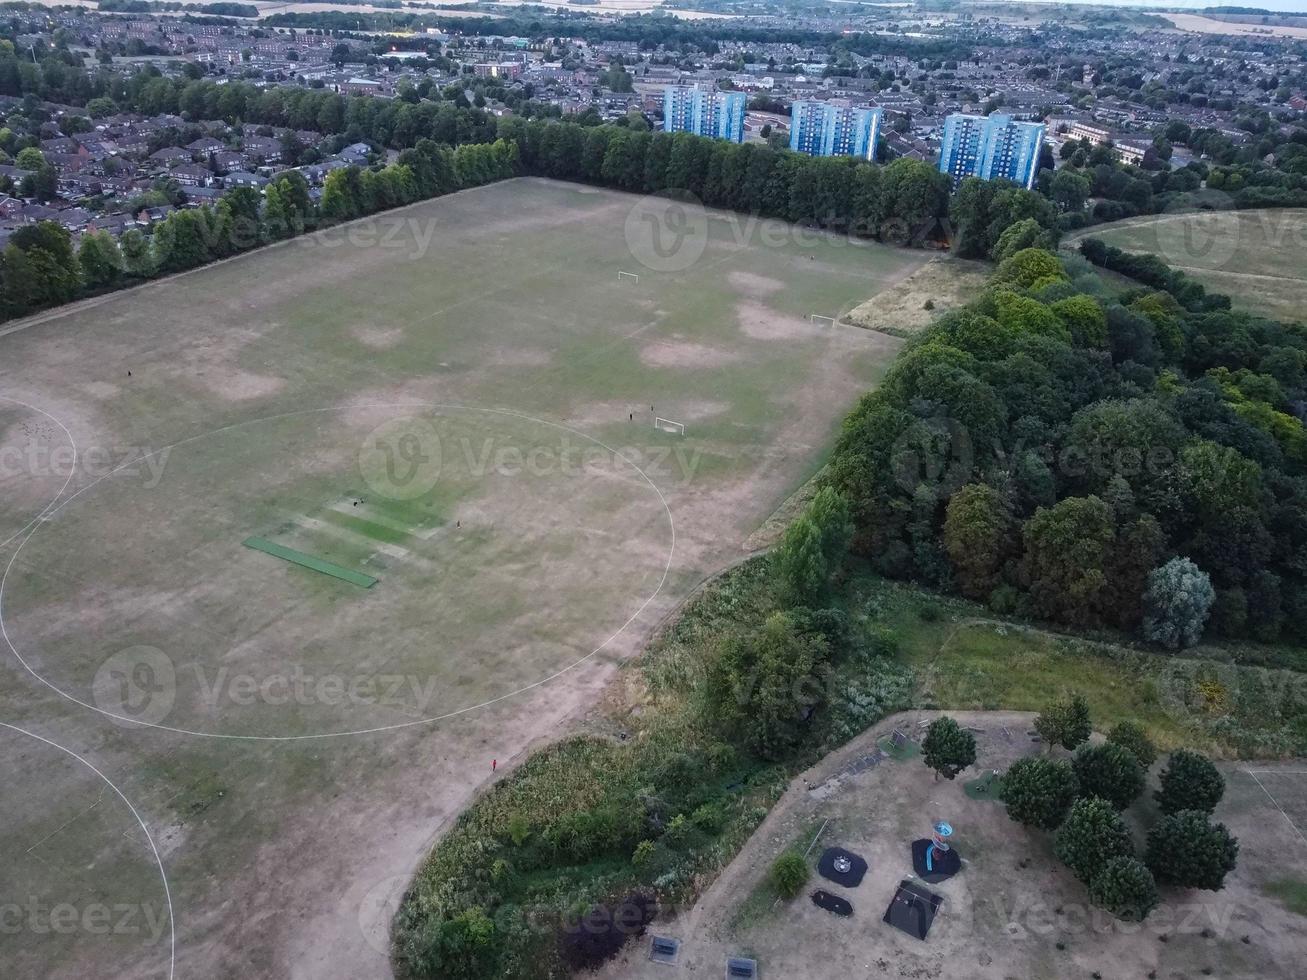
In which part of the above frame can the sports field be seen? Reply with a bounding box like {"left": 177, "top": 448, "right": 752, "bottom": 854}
{"left": 0, "top": 178, "right": 924, "bottom": 979}
{"left": 1066, "top": 208, "right": 1307, "bottom": 323}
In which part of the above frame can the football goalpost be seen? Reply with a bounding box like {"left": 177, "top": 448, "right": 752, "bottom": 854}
{"left": 654, "top": 417, "right": 685, "bottom": 435}
{"left": 617, "top": 270, "right": 640, "bottom": 283}
{"left": 808, "top": 314, "right": 836, "bottom": 327}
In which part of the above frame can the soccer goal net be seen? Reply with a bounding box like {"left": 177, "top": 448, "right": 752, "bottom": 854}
{"left": 654, "top": 417, "right": 685, "bottom": 435}
{"left": 809, "top": 314, "right": 836, "bottom": 327}
{"left": 617, "top": 270, "right": 640, "bottom": 283}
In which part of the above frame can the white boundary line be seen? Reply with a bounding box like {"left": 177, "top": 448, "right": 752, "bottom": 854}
{"left": 0, "top": 396, "right": 78, "bottom": 553}
{"left": 1, "top": 401, "right": 676, "bottom": 742}
{"left": 1244, "top": 768, "right": 1307, "bottom": 848}
{"left": 0, "top": 721, "right": 175, "bottom": 980}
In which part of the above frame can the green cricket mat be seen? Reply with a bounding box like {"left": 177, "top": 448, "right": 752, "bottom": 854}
{"left": 242, "top": 536, "right": 378, "bottom": 588}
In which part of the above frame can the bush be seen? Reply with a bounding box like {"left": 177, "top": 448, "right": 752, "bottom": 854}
{"left": 922, "top": 716, "right": 977, "bottom": 780}
{"left": 1073, "top": 742, "right": 1146, "bottom": 810}
{"left": 1106, "top": 721, "right": 1156, "bottom": 768}
{"left": 1034, "top": 691, "right": 1092, "bottom": 751}
{"left": 1089, "top": 856, "right": 1160, "bottom": 921}
{"left": 707, "top": 612, "right": 830, "bottom": 760}
{"left": 1000, "top": 756, "right": 1080, "bottom": 830}
{"left": 1142, "top": 557, "right": 1215, "bottom": 650}
{"left": 771, "top": 852, "right": 809, "bottom": 900}
{"left": 1145, "top": 811, "right": 1239, "bottom": 891}
{"left": 407, "top": 908, "right": 497, "bottom": 978}
{"left": 1055, "top": 797, "right": 1136, "bottom": 883}
{"left": 558, "top": 893, "right": 657, "bottom": 971}
{"left": 866, "top": 624, "right": 901, "bottom": 658}
{"left": 1155, "top": 750, "right": 1225, "bottom": 815}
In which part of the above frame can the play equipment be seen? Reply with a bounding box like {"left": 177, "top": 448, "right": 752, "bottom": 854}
{"left": 811, "top": 889, "right": 853, "bottom": 916}
{"left": 910, "top": 818, "right": 961, "bottom": 883}
{"left": 818, "top": 846, "right": 868, "bottom": 888}
{"left": 882, "top": 879, "right": 943, "bottom": 941}
{"left": 926, "top": 820, "right": 952, "bottom": 871}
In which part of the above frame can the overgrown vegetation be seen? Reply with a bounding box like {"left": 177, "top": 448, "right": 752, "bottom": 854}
{"left": 393, "top": 557, "right": 913, "bottom": 979}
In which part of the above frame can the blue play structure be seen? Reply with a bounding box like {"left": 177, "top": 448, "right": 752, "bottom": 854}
{"left": 925, "top": 820, "right": 953, "bottom": 872}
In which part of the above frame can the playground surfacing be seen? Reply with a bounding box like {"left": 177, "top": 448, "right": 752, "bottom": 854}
{"left": 595, "top": 710, "right": 1307, "bottom": 979}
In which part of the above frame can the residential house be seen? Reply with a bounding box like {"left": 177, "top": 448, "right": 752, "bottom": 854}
{"left": 148, "top": 146, "right": 192, "bottom": 167}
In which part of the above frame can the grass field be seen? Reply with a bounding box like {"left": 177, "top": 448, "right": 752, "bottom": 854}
{"left": 0, "top": 178, "right": 923, "bottom": 979}
{"left": 1065, "top": 209, "right": 1307, "bottom": 322}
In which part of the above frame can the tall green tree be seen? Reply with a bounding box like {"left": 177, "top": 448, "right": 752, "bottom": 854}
{"left": 942, "top": 483, "right": 1014, "bottom": 599}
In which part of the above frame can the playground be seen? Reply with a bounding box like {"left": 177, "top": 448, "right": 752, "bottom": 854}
{"left": 595, "top": 711, "right": 1307, "bottom": 980}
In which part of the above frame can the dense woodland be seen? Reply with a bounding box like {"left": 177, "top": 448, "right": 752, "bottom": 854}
{"left": 821, "top": 244, "right": 1306, "bottom": 646}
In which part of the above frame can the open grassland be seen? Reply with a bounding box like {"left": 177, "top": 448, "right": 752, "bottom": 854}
{"left": 0, "top": 178, "right": 922, "bottom": 980}
{"left": 1066, "top": 209, "right": 1307, "bottom": 323}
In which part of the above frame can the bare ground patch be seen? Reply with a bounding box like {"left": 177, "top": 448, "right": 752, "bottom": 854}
{"left": 726, "top": 270, "right": 786, "bottom": 297}
{"left": 843, "top": 257, "right": 991, "bottom": 336}
{"left": 639, "top": 340, "right": 740, "bottom": 370}
{"left": 351, "top": 325, "right": 405, "bottom": 350}
{"left": 735, "top": 299, "right": 816, "bottom": 341}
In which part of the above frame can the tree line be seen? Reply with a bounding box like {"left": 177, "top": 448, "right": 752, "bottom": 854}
{"left": 497, "top": 117, "right": 951, "bottom": 240}
{"left": 0, "top": 139, "right": 518, "bottom": 320}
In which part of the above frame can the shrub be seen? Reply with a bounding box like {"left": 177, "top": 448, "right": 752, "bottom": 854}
{"left": 408, "top": 908, "right": 497, "bottom": 978}
{"left": 922, "top": 716, "right": 977, "bottom": 780}
{"left": 1106, "top": 721, "right": 1156, "bottom": 768}
{"left": 707, "top": 612, "right": 831, "bottom": 760}
{"left": 1000, "top": 756, "right": 1080, "bottom": 830}
{"left": 1034, "top": 691, "right": 1092, "bottom": 751}
{"left": 1073, "top": 742, "right": 1146, "bottom": 810}
{"left": 865, "top": 624, "right": 901, "bottom": 658}
{"left": 995, "top": 247, "right": 1067, "bottom": 289}
{"left": 1146, "top": 811, "right": 1239, "bottom": 891}
{"left": 558, "top": 893, "right": 657, "bottom": 971}
{"left": 771, "top": 852, "right": 809, "bottom": 899}
{"left": 1055, "top": 797, "right": 1136, "bottom": 883}
{"left": 1142, "top": 557, "right": 1215, "bottom": 650}
{"left": 1155, "top": 750, "right": 1225, "bottom": 815}
{"left": 1089, "top": 856, "right": 1160, "bottom": 921}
